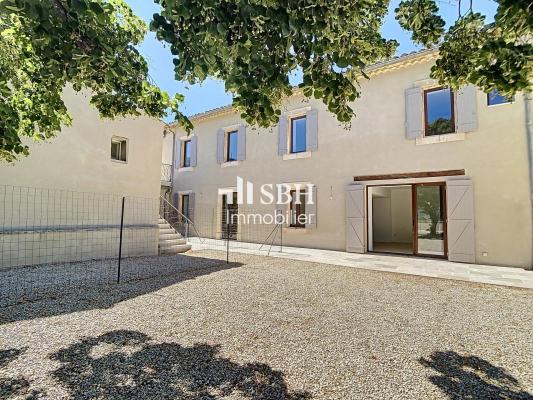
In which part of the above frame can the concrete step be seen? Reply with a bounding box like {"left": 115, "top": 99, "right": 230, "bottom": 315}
{"left": 158, "top": 218, "right": 167, "bottom": 224}
{"left": 160, "top": 243, "right": 192, "bottom": 254}
{"left": 158, "top": 223, "right": 172, "bottom": 229}
{"left": 159, "top": 237, "right": 187, "bottom": 246}
{"left": 159, "top": 228, "right": 175, "bottom": 235}
{"left": 159, "top": 233, "right": 183, "bottom": 241}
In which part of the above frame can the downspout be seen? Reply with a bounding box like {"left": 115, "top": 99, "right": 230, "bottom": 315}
{"left": 525, "top": 92, "right": 533, "bottom": 270}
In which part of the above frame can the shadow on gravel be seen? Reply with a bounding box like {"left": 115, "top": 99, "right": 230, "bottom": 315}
{"left": 49, "top": 330, "right": 310, "bottom": 400}
{"left": 420, "top": 351, "right": 532, "bottom": 400}
{"left": 0, "top": 255, "right": 242, "bottom": 325}
{"left": 0, "top": 347, "right": 46, "bottom": 399}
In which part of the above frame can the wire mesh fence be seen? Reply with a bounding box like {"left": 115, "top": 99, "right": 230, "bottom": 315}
{"left": 164, "top": 201, "right": 284, "bottom": 255}
{"left": 0, "top": 186, "right": 285, "bottom": 307}
{"left": 0, "top": 185, "right": 160, "bottom": 306}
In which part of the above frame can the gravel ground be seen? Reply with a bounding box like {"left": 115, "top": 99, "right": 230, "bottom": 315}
{"left": 0, "top": 249, "right": 532, "bottom": 399}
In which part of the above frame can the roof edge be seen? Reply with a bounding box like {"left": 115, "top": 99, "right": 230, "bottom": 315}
{"left": 172, "top": 47, "right": 439, "bottom": 127}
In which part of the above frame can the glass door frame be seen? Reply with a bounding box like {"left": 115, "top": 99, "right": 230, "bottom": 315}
{"left": 365, "top": 182, "right": 448, "bottom": 259}
{"left": 412, "top": 182, "right": 448, "bottom": 259}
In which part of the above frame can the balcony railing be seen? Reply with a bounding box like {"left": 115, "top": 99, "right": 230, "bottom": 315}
{"left": 161, "top": 163, "right": 172, "bottom": 184}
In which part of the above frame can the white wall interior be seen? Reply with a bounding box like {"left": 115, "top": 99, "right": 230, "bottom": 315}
{"left": 371, "top": 186, "right": 413, "bottom": 245}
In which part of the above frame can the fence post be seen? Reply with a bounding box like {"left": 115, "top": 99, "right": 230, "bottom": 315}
{"left": 117, "top": 196, "right": 125, "bottom": 284}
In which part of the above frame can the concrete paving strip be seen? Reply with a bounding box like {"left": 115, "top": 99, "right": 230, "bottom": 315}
{"left": 191, "top": 242, "right": 533, "bottom": 289}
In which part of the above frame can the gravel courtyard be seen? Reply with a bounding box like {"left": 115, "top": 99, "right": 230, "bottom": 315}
{"left": 1, "top": 250, "right": 532, "bottom": 399}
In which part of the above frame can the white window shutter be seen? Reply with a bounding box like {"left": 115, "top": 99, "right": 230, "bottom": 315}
{"left": 306, "top": 109, "right": 318, "bottom": 151}
{"left": 456, "top": 85, "right": 478, "bottom": 133}
{"left": 305, "top": 185, "right": 317, "bottom": 229}
{"left": 345, "top": 184, "right": 366, "bottom": 253}
{"left": 405, "top": 87, "right": 423, "bottom": 139}
{"left": 174, "top": 140, "right": 181, "bottom": 169}
{"left": 216, "top": 129, "right": 224, "bottom": 164}
{"left": 237, "top": 125, "right": 246, "bottom": 161}
{"left": 278, "top": 116, "right": 288, "bottom": 155}
{"left": 446, "top": 178, "right": 476, "bottom": 263}
{"left": 190, "top": 136, "right": 198, "bottom": 167}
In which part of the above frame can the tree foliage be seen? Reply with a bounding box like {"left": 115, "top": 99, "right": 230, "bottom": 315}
{"left": 0, "top": 0, "right": 191, "bottom": 162}
{"left": 151, "top": 0, "right": 398, "bottom": 128}
{"left": 395, "top": 0, "right": 533, "bottom": 97}
{"left": 1, "top": 0, "right": 531, "bottom": 162}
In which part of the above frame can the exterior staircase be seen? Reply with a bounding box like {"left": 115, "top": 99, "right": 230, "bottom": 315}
{"left": 158, "top": 218, "right": 191, "bottom": 254}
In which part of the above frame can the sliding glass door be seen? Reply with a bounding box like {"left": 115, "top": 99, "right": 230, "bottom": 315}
{"left": 415, "top": 184, "right": 446, "bottom": 257}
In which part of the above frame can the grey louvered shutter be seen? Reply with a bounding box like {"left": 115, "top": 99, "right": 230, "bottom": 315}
{"left": 305, "top": 185, "right": 317, "bottom": 229}
{"left": 174, "top": 139, "right": 181, "bottom": 169}
{"left": 216, "top": 129, "right": 224, "bottom": 164}
{"left": 306, "top": 109, "right": 318, "bottom": 151}
{"left": 237, "top": 125, "right": 246, "bottom": 161}
{"left": 278, "top": 116, "right": 288, "bottom": 155}
{"left": 456, "top": 85, "right": 478, "bottom": 133}
{"left": 275, "top": 184, "right": 287, "bottom": 226}
{"left": 405, "top": 87, "right": 423, "bottom": 139}
{"left": 188, "top": 192, "right": 195, "bottom": 224}
{"left": 190, "top": 136, "right": 198, "bottom": 167}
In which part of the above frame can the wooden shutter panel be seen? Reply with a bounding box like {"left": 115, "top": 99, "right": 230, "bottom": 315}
{"left": 345, "top": 184, "right": 365, "bottom": 253}
{"left": 188, "top": 192, "right": 195, "bottom": 223}
{"left": 278, "top": 116, "right": 288, "bottom": 155}
{"left": 405, "top": 87, "right": 423, "bottom": 139}
{"left": 456, "top": 85, "right": 478, "bottom": 133}
{"left": 190, "top": 136, "right": 198, "bottom": 167}
{"left": 216, "top": 129, "right": 224, "bottom": 164}
{"left": 447, "top": 178, "right": 475, "bottom": 263}
{"left": 275, "top": 184, "right": 287, "bottom": 226}
{"left": 237, "top": 125, "right": 246, "bottom": 161}
{"left": 306, "top": 109, "right": 318, "bottom": 151}
{"left": 174, "top": 140, "right": 181, "bottom": 169}
{"left": 305, "top": 185, "right": 317, "bottom": 229}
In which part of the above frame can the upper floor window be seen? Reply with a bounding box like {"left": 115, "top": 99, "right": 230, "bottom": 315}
{"left": 424, "top": 87, "right": 455, "bottom": 136}
{"left": 182, "top": 140, "right": 192, "bottom": 167}
{"left": 289, "top": 189, "right": 307, "bottom": 228}
{"left": 487, "top": 89, "right": 513, "bottom": 106}
{"left": 290, "top": 115, "right": 307, "bottom": 153}
{"left": 226, "top": 130, "right": 238, "bottom": 162}
{"left": 111, "top": 137, "right": 127, "bottom": 162}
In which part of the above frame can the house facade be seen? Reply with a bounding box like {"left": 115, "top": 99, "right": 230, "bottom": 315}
{"left": 0, "top": 87, "right": 166, "bottom": 267}
{"left": 171, "top": 49, "right": 533, "bottom": 269}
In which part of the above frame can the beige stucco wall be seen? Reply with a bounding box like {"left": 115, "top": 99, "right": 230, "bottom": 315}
{"left": 173, "top": 57, "right": 532, "bottom": 269}
{"left": 0, "top": 87, "right": 164, "bottom": 198}
{"left": 0, "top": 88, "right": 164, "bottom": 268}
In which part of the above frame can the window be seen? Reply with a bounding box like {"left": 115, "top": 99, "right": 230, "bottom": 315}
{"left": 182, "top": 140, "right": 191, "bottom": 168}
{"left": 424, "top": 87, "right": 455, "bottom": 136}
{"left": 289, "top": 189, "right": 307, "bottom": 228}
{"left": 487, "top": 89, "right": 512, "bottom": 106}
{"left": 181, "top": 194, "right": 190, "bottom": 219}
{"left": 290, "top": 116, "right": 307, "bottom": 153}
{"left": 111, "top": 137, "right": 127, "bottom": 162}
{"left": 226, "top": 130, "right": 238, "bottom": 162}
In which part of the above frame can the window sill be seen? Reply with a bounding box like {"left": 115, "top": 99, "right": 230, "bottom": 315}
{"left": 221, "top": 161, "right": 240, "bottom": 168}
{"left": 416, "top": 133, "right": 465, "bottom": 146}
{"left": 178, "top": 166, "right": 194, "bottom": 172}
{"left": 111, "top": 159, "right": 127, "bottom": 164}
{"left": 283, "top": 151, "right": 311, "bottom": 160}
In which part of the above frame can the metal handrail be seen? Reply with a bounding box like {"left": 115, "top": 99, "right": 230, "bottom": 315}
{"left": 159, "top": 195, "right": 205, "bottom": 244}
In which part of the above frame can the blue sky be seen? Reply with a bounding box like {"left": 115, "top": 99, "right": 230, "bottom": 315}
{"left": 126, "top": 0, "right": 498, "bottom": 119}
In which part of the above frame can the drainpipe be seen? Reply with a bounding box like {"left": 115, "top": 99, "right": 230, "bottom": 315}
{"left": 525, "top": 92, "right": 533, "bottom": 270}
